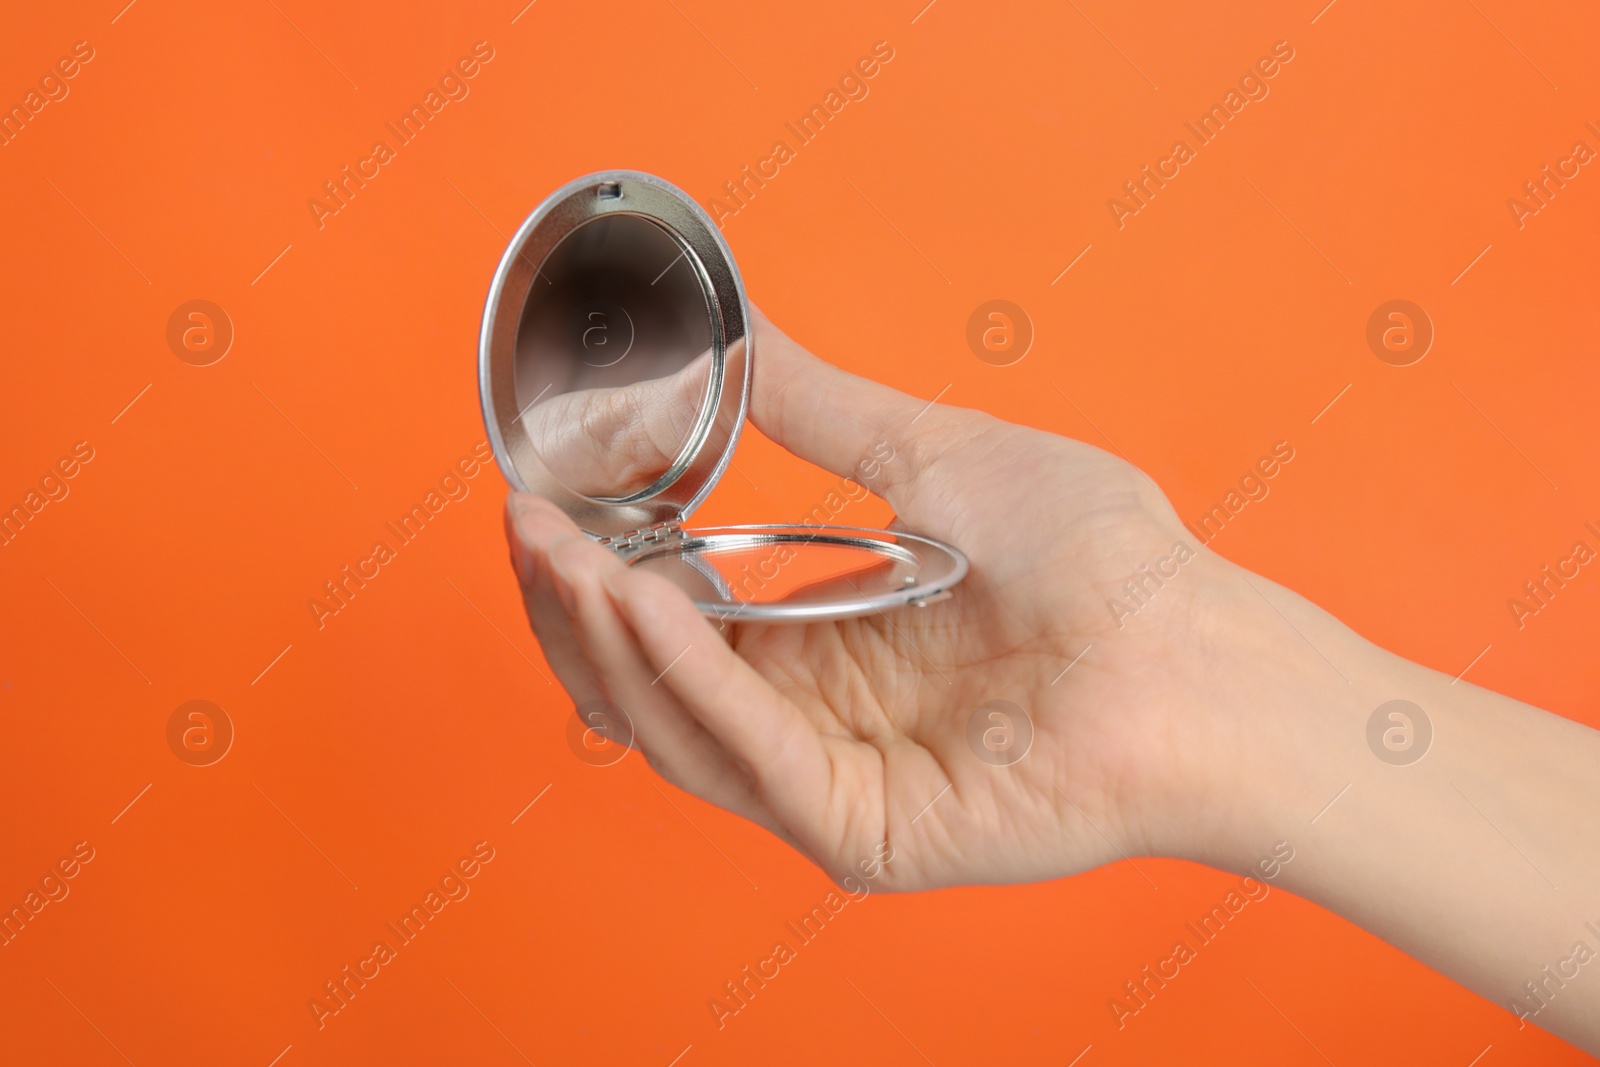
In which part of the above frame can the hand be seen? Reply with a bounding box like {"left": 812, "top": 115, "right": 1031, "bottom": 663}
{"left": 504, "top": 307, "right": 1257, "bottom": 890}
{"left": 506, "top": 309, "right": 1600, "bottom": 1052}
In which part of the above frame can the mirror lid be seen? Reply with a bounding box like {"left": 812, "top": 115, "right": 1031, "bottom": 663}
{"left": 478, "top": 170, "right": 751, "bottom": 539}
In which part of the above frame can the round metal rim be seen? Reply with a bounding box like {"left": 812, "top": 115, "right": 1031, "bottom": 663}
{"left": 625, "top": 524, "right": 969, "bottom": 623}
{"left": 477, "top": 170, "right": 751, "bottom": 538}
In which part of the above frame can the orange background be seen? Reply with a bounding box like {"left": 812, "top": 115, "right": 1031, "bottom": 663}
{"left": 2, "top": 1, "right": 1598, "bottom": 1063}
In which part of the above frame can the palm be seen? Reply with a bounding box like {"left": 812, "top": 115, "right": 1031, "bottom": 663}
{"left": 717, "top": 417, "right": 1202, "bottom": 890}
{"left": 509, "top": 310, "right": 1213, "bottom": 892}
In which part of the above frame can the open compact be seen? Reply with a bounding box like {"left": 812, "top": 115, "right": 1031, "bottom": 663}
{"left": 478, "top": 169, "right": 966, "bottom": 623}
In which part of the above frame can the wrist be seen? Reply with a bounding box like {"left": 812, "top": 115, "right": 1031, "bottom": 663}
{"left": 1129, "top": 556, "right": 1397, "bottom": 873}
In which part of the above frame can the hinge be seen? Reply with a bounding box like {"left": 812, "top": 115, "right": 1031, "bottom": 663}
{"left": 597, "top": 519, "right": 684, "bottom": 555}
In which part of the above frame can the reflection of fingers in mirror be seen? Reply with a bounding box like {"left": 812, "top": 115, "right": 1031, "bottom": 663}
{"left": 519, "top": 350, "right": 713, "bottom": 498}
{"left": 514, "top": 212, "right": 715, "bottom": 499}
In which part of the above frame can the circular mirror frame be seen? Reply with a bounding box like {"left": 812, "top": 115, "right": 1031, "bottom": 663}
{"left": 479, "top": 170, "right": 751, "bottom": 538}
{"left": 625, "top": 524, "right": 969, "bottom": 623}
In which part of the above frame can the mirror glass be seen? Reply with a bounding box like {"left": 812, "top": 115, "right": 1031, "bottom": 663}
{"left": 513, "top": 213, "right": 715, "bottom": 500}
{"left": 625, "top": 527, "right": 928, "bottom": 619}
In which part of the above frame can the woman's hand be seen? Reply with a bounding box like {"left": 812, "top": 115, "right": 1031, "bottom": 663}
{"left": 506, "top": 308, "right": 1600, "bottom": 1052}
{"left": 504, "top": 308, "right": 1265, "bottom": 890}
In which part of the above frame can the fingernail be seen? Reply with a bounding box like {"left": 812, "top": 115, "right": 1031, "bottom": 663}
{"left": 548, "top": 551, "right": 578, "bottom": 615}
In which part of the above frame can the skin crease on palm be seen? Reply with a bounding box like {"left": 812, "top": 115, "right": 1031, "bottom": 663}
{"left": 504, "top": 306, "right": 1600, "bottom": 1053}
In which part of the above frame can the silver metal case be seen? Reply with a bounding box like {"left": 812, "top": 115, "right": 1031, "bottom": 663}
{"left": 478, "top": 170, "right": 966, "bottom": 623}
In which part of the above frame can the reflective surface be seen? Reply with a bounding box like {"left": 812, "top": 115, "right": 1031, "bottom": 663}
{"left": 514, "top": 213, "right": 715, "bottom": 499}
{"left": 625, "top": 526, "right": 967, "bottom": 623}
{"left": 479, "top": 171, "right": 750, "bottom": 539}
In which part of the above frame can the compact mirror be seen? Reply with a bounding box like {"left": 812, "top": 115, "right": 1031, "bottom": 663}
{"left": 479, "top": 170, "right": 967, "bottom": 622}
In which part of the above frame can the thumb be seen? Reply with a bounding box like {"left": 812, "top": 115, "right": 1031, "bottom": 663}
{"left": 746, "top": 306, "right": 966, "bottom": 513}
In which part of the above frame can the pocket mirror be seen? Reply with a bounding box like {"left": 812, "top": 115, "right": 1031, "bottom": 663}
{"left": 478, "top": 170, "right": 966, "bottom": 622}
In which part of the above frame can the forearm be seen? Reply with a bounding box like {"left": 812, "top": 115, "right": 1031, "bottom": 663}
{"left": 1166, "top": 566, "right": 1600, "bottom": 1051}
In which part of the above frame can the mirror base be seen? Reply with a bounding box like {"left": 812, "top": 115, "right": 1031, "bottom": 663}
{"left": 616, "top": 523, "right": 968, "bottom": 623}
